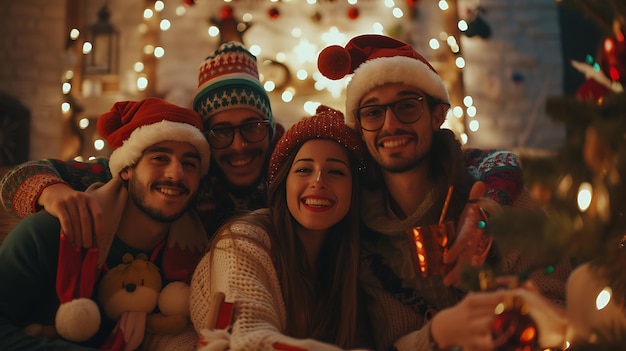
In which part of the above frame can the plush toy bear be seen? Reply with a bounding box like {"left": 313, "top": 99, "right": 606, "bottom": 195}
{"left": 46, "top": 252, "right": 191, "bottom": 350}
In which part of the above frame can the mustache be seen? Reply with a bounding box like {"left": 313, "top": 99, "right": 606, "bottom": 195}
{"left": 375, "top": 129, "right": 416, "bottom": 143}
{"left": 217, "top": 148, "right": 263, "bottom": 162}
{"left": 153, "top": 180, "right": 189, "bottom": 194}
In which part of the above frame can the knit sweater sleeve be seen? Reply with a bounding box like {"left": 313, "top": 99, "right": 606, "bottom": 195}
{"left": 190, "top": 220, "right": 345, "bottom": 351}
{"left": 463, "top": 148, "right": 523, "bottom": 206}
{"left": 1, "top": 158, "right": 112, "bottom": 218}
{"left": 0, "top": 211, "right": 96, "bottom": 351}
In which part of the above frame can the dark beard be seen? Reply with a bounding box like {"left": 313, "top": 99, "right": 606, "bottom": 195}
{"left": 382, "top": 152, "right": 430, "bottom": 173}
{"left": 128, "top": 180, "right": 194, "bottom": 223}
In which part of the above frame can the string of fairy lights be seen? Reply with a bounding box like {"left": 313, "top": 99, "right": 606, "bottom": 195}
{"left": 61, "top": 0, "right": 483, "bottom": 160}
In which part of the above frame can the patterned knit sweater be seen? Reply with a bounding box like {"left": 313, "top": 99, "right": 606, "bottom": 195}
{"left": 359, "top": 144, "right": 571, "bottom": 351}
{"left": 0, "top": 158, "right": 268, "bottom": 238}
{"left": 189, "top": 209, "right": 348, "bottom": 351}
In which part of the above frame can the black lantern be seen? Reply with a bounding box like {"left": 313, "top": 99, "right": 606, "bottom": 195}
{"left": 83, "top": 4, "right": 119, "bottom": 75}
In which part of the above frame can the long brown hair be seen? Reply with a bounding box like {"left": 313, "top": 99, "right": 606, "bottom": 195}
{"left": 266, "top": 141, "right": 361, "bottom": 347}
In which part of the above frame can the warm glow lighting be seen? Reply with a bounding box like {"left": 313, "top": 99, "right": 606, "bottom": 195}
{"left": 455, "top": 57, "right": 466, "bottom": 68}
{"left": 264, "top": 81, "right": 276, "bottom": 92}
{"left": 291, "top": 27, "right": 302, "bottom": 37}
{"left": 447, "top": 36, "right": 457, "bottom": 46}
{"left": 154, "top": 46, "right": 165, "bottom": 58}
{"left": 293, "top": 39, "right": 317, "bottom": 64}
{"left": 468, "top": 119, "right": 479, "bottom": 132}
{"left": 384, "top": 0, "right": 394, "bottom": 7}
{"left": 134, "top": 62, "right": 144, "bottom": 72}
{"left": 82, "top": 42, "right": 93, "bottom": 54}
{"left": 453, "top": 106, "right": 463, "bottom": 118}
{"left": 460, "top": 133, "right": 468, "bottom": 144}
{"left": 160, "top": 19, "right": 171, "bottom": 31}
{"left": 348, "top": 0, "right": 357, "bottom": 4}
{"left": 69, "top": 28, "right": 80, "bottom": 40}
{"left": 281, "top": 90, "right": 294, "bottom": 102}
{"left": 94, "top": 139, "right": 105, "bottom": 150}
{"left": 154, "top": 1, "right": 164, "bottom": 12}
{"left": 304, "top": 101, "right": 320, "bottom": 115}
{"left": 65, "top": 70, "right": 74, "bottom": 80}
{"left": 596, "top": 287, "right": 612, "bottom": 310}
{"left": 429, "top": 38, "right": 440, "bottom": 50}
{"left": 143, "top": 9, "right": 154, "bottom": 19}
{"left": 450, "top": 44, "right": 460, "bottom": 53}
{"left": 276, "top": 52, "right": 287, "bottom": 62}
{"left": 61, "top": 102, "right": 71, "bottom": 113}
{"left": 208, "top": 26, "right": 220, "bottom": 37}
{"left": 372, "top": 22, "right": 384, "bottom": 33}
{"left": 79, "top": 118, "right": 89, "bottom": 129}
{"left": 296, "top": 69, "right": 308, "bottom": 80}
{"left": 467, "top": 106, "right": 476, "bottom": 117}
{"left": 438, "top": 0, "right": 449, "bottom": 10}
{"left": 74, "top": 156, "right": 84, "bottom": 162}
{"left": 137, "top": 77, "right": 148, "bottom": 91}
{"left": 458, "top": 20, "right": 468, "bottom": 31}
{"left": 175, "top": 5, "right": 186, "bottom": 16}
{"left": 321, "top": 26, "right": 347, "bottom": 46}
{"left": 392, "top": 8, "right": 404, "bottom": 18}
{"left": 62, "top": 82, "right": 71, "bottom": 94}
{"left": 143, "top": 45, "right": 155, "bottom": 55}
{"left": 577, "top": 182, "right": 592, "bottom": 212}
{"left": 249, "top": 45, "right": 261, "bottom": 56}
{"left": 463, "top": 96, "right": 473, "bottom": 106}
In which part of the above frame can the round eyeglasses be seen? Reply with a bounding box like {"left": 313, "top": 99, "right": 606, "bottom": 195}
{"left": 355, "top": 97, "right": 425, "bottom": 132}
{"left": 205, "top": 120, "right": 270, "bottom": 149}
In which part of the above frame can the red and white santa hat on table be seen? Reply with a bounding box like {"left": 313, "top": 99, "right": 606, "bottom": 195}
{"left": 97, "top": 97, "right": 211, "bottom": 177}
{"left": 317, "top": 34, "right": 450, "bottom": 129}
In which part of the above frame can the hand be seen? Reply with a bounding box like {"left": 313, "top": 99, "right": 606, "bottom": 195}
{"left": 443, "top": 181, "right": 492, "bottom": 287}
{"left": 430, "top": 290, "right": 507, "bottom": 351}
{"left": 38, "top": 183, "right": 103, "bottom": 248}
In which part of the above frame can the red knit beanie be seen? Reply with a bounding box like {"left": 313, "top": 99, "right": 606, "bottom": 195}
{"left": 97, "top": 97, "right": 211, "bottom": 176}
{"left": 267, "top": 105, "right": 366, "bottom": 184}
{"left": 317, "top": 34, "right": 450, "bottom": 129}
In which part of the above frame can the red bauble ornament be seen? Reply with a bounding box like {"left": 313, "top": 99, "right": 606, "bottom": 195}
{"left": 406, "top": 0, "right": 420, "bottom": 7}
{"left": 491, "top": 300, "right": 539, "bottom": 351}
{"left": 268, "top": 7, "right": 280, "bottom": 19}
{"left": 599, "top": 36, "right": 626, "bottom": 85}
{"left": 220, "top": 5, "right": 234, "bottom": 20}
{"left": 347, "top": 7, "right": 359, "bottom": 20}
{"left": 182, "top": 0, "right": 196, "bottom": 6}
{"left": 577, "top": 78, "right": 612, "bottom": 102}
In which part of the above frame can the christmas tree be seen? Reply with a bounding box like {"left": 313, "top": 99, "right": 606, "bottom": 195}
{"left": 484, "top": 1, "right": 626, "bottom": 349}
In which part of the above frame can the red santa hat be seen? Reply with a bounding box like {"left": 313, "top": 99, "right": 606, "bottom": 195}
{"left": 97, "top": 98, "right": 211, "bottom": 177}
{"left": 267, "top": 105, "right": 366, "bottom": 184}
{"left": 317, "top": 34, "right": 450, "bottom": 129}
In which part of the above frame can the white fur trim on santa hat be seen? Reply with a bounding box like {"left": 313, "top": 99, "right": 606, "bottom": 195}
{"left": 345, "top": 56, "right": 450, "bottom": 129}
{"left": 108, "top": 120, "right": 211, "bottom": 177}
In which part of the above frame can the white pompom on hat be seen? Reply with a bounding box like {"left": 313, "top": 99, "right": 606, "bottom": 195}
{"left": 317, "top": 34, "right": 450, "bottom": 129}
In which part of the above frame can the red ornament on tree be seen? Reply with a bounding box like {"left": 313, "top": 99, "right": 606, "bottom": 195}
{"left": 406, "top": 0, "right": 420, "bottom": 7}
{"left": 347, "top": 7, "right": 359, "bottom": 20}
{"left": 220, "top": 5, "right": 234, "bottom": 20}
{"left": 182, "top": 0, "right": 196, "bottom": 6}
{"left": 268, "top": 7, "right": 280, "bottom": 19}
{"left": 491, "top": 296, "right": 539, "bottom": 351}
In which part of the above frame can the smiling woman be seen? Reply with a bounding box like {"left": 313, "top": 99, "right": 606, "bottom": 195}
{"left": 189, "top": 105, "right": 372, "bottom": 351}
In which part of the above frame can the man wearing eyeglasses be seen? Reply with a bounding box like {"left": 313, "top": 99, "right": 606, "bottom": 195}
{"left": 318, "top": 35, "right": 570, "bottom": 351}
{"left": 0, "top": 42, "right": 281, "bottom": 245}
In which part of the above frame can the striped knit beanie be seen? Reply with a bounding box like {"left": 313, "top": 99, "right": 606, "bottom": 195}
{"left": 193, "top": 41, "right": 275, "bottom": 141}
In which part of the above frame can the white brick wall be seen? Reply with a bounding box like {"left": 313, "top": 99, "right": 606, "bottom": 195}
{"left": 0, "top": 0, "right": 66, "bottom": 160}
{"left": 0, "top": 0, "right": 566, "bottom": 161}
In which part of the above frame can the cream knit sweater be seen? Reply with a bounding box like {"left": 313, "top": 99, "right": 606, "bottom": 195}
{"left": 189, "top": 210, "right": 349, "bottom": 351}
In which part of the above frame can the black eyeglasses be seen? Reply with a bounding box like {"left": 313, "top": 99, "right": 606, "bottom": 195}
{"left": 205, "top": 120, "right": 270, "bottom": 149}
{"left": 355, "top": 97, "right": 426, "bottom": 132}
